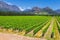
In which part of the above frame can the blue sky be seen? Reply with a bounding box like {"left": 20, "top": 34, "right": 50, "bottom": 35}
{"left": 1, "top": 0, "right": 60, "bottom": 10}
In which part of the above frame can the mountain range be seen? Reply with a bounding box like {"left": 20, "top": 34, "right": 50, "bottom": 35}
{"left": 0, "top": 1, "right": 60, "bottom": 15}
{"left": 0, "top": 1, "right": 21, "bottom": 12}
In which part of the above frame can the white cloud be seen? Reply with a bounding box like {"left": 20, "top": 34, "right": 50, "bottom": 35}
{"left": 6, "top": 2, "right": 13, "bottom": 5}
{"left": 3, "top": 1, "right": 13, "bottom": 5}
{"left": 19, "top": 7, "right": 25, "bottom": 11}
{"left": 19, "top": 7, "right": 31, "bottom": 11}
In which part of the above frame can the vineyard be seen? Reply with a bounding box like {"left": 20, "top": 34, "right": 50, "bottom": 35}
{"left": 0, "top": 16, "right": 60, "bottom": 40}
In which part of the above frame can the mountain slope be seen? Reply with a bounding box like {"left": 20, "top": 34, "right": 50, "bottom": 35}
{"left": 0, "top": 1, "right": 20, "bottom": 12}
{"left": 55, "top": 9, "right": 60, "bottom": 13}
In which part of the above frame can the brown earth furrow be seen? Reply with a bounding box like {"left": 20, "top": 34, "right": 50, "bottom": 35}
{"left": 0, "top": 33, "right": 46, "bottom": 40}
{"left": 44, "top": 18, "right": 54, "bottom": 39}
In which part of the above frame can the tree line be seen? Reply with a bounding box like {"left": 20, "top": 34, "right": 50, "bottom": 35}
{"left": 0, "top": 11, "right": 60, "bottom": 16}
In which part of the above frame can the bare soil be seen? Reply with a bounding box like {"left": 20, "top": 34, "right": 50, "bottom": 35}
{"left": 0, "top": 33, "right": 46, "bottom": 40}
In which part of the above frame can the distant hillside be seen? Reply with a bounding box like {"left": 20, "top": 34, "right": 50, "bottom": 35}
{"left": 0, "top": 1, "right": 60, "bottom": 16}
{"left": 55, "top": 9, "right": 60, "bottom": 13}
{"left": 0, "top": 1, "right": 20, "bottom": 12}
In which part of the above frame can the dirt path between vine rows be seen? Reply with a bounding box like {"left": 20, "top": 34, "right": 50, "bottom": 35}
{"left": 44, "top": 17, "right": 54, "bottom": 38}
{"left": 0, "top": 33, "right": 47, "bottom": 40}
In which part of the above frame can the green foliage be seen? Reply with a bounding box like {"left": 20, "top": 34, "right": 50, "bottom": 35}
{"left": 0, "top": 16, "right": 51, "bottom": 33}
